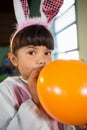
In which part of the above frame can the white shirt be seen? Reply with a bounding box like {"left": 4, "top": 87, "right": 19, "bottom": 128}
{"left": 0, "top": 76, "right": 76, "bottom": 130}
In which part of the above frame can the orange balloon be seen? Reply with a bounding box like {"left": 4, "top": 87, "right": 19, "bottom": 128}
{"left": 37, "top": 60, "right": 87, "bottom": 126}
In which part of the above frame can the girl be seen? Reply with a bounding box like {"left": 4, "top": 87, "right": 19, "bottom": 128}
{"left": 0, "top": 23, "right": 75, "bottom": 130}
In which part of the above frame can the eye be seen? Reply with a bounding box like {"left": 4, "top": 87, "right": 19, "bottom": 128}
{"left": 28, "top": 51, "right": 36, "bottom": 55}
{"left": 45, "top": 51, "right": 52, "bottom": 56}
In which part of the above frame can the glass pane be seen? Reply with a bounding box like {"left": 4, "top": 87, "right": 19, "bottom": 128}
{"left": 56, "top": 24, "right": 78, "bottom": 52}
{"left": 58, "top": 0, "right": 75, "bottom": 15}
{"left": 55, "top": 6, "right": 76, "bottom": 32}
{"left": 58, "top": 51, "right": 79, "bottom": 60}
{"left": 52, "top": 49, "right": 59, "bottom": 60}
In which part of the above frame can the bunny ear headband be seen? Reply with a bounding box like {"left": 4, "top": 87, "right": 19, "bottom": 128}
{"left": 10, "top": 0, "right": 64, "bottom": 52}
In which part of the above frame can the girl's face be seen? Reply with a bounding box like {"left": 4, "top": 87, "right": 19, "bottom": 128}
{"left": 9, "top": 45, "right": 52, "bottom": 80}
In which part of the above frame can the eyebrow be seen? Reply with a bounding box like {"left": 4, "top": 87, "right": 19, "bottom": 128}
{"left": 24, "top": 45, "right": 52, "bottom": 51}
{"left": 24, "top": 46, "right": 37, "bottom": 49}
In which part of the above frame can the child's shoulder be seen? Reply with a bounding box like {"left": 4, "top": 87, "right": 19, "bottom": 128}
{"left": 0, "top": 76, "right": 19, "bottom": 84}
{"left": 0, "top": 76, "right": 29, "bottom": 105}
{"left": 0, "top": 76, "right": 26, "bottom": 90}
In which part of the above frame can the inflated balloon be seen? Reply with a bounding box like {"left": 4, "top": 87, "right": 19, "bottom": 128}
{"left": 37, "top": 60, "right": 87, "bottom": 126}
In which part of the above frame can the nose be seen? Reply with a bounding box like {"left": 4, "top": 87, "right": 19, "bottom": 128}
{"left": 37, "top": 58, "right": 46, "bottom": 66}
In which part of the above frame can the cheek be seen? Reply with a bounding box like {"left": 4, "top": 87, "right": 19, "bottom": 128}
{"left": 46, "top": 57, "right": 52, "bottom": 63}
{"left": 18, "top": 60, "right": 33, "bottom": 71}
{"left": 18, "top": 62, "right": 34, "bottom": 78}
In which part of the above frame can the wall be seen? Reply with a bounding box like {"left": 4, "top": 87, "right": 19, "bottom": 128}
{"left": 0, "top": 46, "right": 9, "bottom": 65}
{"left": 29, "top": 0, "right": 41, "bottom": 17}
{"left": 76, "top": 0, "right": 87, "bottom": 60}
{"left": 0, "top": 12, "right": 15, "bottom": 66}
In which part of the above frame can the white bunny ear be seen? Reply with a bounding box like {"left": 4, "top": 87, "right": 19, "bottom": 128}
{"left": 13, "top": 0, "right": 30, "bottom": 24}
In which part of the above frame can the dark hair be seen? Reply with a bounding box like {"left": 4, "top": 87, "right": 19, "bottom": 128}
{"left": 10, "top": 24, "right": 54, "bottom": 54}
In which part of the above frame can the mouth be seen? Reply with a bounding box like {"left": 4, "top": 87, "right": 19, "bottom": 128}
{"left": 36, "top": 67, "right": 44, "bottom": 79}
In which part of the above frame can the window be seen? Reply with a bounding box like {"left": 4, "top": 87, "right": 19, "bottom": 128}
{"left": 53, "top": 0, "right": 79, "bottom": 60}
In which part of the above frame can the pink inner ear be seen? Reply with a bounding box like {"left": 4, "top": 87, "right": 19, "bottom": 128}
{"left": 41, "top": 0, "right": 64, "bottom": 23}
{"left": 20, "top": 0, "right": 30, "bottom": 19}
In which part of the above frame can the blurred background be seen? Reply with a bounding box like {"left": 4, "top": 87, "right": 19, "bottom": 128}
{"left": 0, "top": 0, "right": 87, "bottom": 81}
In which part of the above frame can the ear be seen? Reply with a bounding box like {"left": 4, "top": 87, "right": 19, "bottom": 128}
{"left": 8, "top": 53, "right": 18, "bottom": 67}
{"left": 13, "top": 0, "right": 30, "bottom": 24}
